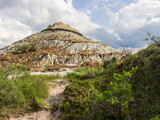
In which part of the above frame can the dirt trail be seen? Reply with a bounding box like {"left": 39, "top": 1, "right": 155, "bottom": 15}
{"left": 10, "top": 79, "right": 69, "bottom": 120}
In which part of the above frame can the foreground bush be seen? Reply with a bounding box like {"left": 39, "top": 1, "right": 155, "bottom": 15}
{"left": 61, "top": 65, "right": 117, "bottom": 120}
{"left": 0, "top": 65, "right": 58, "bottom": 116}
{"left": 98, "top": 67, "right": 137, "bottom": 119}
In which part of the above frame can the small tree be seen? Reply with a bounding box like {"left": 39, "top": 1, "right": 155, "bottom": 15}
{"left": 144, "top": 32, "right": 160, "bottom": 44}
{"left": 120, "top": 44, "right": 133, "bottom": 56}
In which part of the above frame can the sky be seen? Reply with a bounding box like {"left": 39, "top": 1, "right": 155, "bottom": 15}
{"left": 0, "top": 0, "right": 160, "bottom": 50}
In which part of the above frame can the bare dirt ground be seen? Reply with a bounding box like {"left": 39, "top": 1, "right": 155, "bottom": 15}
{"left": 9, "top": 79, "right": 69, "bottom": 120}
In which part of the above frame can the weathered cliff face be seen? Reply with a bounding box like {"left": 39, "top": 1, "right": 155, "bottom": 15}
{"left": 0, "top": 22, "right": 123, "bottom": 71}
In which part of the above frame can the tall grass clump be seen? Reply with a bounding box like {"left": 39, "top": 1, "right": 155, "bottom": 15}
{"left": 0, "top": 64, "right": 51, "bottom": 115}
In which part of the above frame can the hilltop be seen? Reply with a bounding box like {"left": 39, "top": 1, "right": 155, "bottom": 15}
{"left": 0, "top": 22, "right": 122, "bottom": 71}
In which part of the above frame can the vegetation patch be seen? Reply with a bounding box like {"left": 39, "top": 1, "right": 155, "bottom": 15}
{"left": 12, "top": 43, "right": 39, "bottom": 55}
{"left": 61, "top": 42, "right": 160, "bottom": 120}
{"left": 0, "top": 64, "right": 61, "bottom": 117}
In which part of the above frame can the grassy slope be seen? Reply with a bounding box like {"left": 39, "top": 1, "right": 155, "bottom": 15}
{"left": 120, "top": 43, "right": 160, "bottom": 119}
{"left": 61, "top": 42, "right": 160, "bottom": 120}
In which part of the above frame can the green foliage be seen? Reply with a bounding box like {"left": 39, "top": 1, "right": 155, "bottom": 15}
{"left": 61, "top": 80, "right": 99, "bottom": 120}
{"left": 103, "top": 56, "right": 119, "bottom": 69}
{"left": 61, "top": 64, "right": 120, "bottom": 120}
{"left": 18, "top": 75, "right": 49, "bottom": 106}
{"left": 34, "top": 96, "right": 46, "bottom": 108}
{"left": 103, "top": 59, "right": 111, "bottom": 68}
{"left": 151, "top": 115, "right": 160, "bottom": 120}
{"left": 101, "top": 67, "right": 137, "bottom": 118}
{"left": 61, "top": 101, "right": 70, "bottom": 112}
{"left": 96, "top": 62, "right": 101, "bottom": 70}
{"left": 6, "top": 53, "right": 13, "bottom": 56}
{"left": 61, "top": 63, "right": 120, "bottom": 120}
{"left": 111, "top": 56, "right": 118, "bottom": 63}
{"left": 62, "top": 39, "right": 160, "bottom": 120}
{"left": 119, "top": 41, "right": 160, "bottom": 119}
{"left": 31, "top": 74, "right": 61, "bottom": 81}
{"left": 61, "top": 66, "right": 102, "bottom": 120}
{"left": 30, "top": 44, "right": 39, "bottom": 52}
{"left": 66, "top": 66, "right": 103, "bottom": 80}
{"left": 0, "top": 65, "right": 59, "bottom": 115}
{"left": 13, "top": 43, "right": 39, "bottom": 54}
{"left": 5, "top": 34, "right": 158, "bottom": 120}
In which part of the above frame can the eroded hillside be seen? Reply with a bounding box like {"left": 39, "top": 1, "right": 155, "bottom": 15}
{"left": 0, "top": 22, "right": 123, "bottom": 71}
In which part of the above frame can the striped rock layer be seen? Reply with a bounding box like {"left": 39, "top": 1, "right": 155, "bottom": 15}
{"left": 0, "top": 22, "right": 123, "bottom": 70}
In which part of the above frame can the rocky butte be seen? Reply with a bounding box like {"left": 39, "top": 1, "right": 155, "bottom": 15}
{"left": 0, "top": 22, "right": 123, "bottom": 71}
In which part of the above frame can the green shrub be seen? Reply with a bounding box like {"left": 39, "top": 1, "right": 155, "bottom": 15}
{"left": 0, "top": 65, "right": 51, "bottom": 115}
{"left": 29, "top": 44, "right": 39, "bottom": 52}
{"left": 61, "top": 79, "right": 99, "bottom": 120}
{"left": 103, "top": 57, "right": 119, "bottom": 69}
{"left": 100, "top": 66, "right": 137, "bottom": 119}
{"left": 13, "top": 43, "right": 39, "bottom": 54}
{"left": 6, "top": 53, "right": 13, "bottom": 56}
{"left": 103, "top": 59, "right": 111, "bottom": 68}
{"left": 61, "top": 64, "right": 119, "bottom": 120}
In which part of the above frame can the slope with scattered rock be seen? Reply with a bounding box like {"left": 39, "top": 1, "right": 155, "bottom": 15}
{"left": 0, "top": 22, "right": 123, "bottom": 71}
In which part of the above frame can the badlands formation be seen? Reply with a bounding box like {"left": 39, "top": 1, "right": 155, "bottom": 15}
{"left": 0, "top": 22, "right": 123, "bottom": 71}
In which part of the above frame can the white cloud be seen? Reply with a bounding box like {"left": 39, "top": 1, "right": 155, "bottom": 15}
{"left": 86, "top": 28, "right": 122, "bottom": 48}
{"left": 93, "top": 5, "right": 98, "bottom": 9}
{"left": 108, "top": 29, "right": 122, "bottom": 41}
{"left": 120, "top": 0, "right": 160, "bottom": 18}
{"left": 84, "top": 9, "right": 92, "bottom": 15}
{"left": 110, "top": 0, "right": 160, "bottom": 33}
{"left": 67, "top": 0, "right": 72, "bottom": 6}
{"left": 105, "top": 0, "right": 160, "bottom": 48}
{"left": 0, "top": 0, "right": 100, "bottom": 48}
{"left": 0, "top": 17, "right": 32, "bottom": 48}
{"left": 104, "top": 7, "right": 114, "bottom": 16}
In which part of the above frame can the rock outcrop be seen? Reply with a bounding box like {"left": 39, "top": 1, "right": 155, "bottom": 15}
{"left": 0, "top": 22, "right": 123, "bottom": 71}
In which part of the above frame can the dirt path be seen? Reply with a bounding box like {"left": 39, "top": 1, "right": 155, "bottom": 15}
{"left": 10, "top": 79, "right": 69, "bottom": 120}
